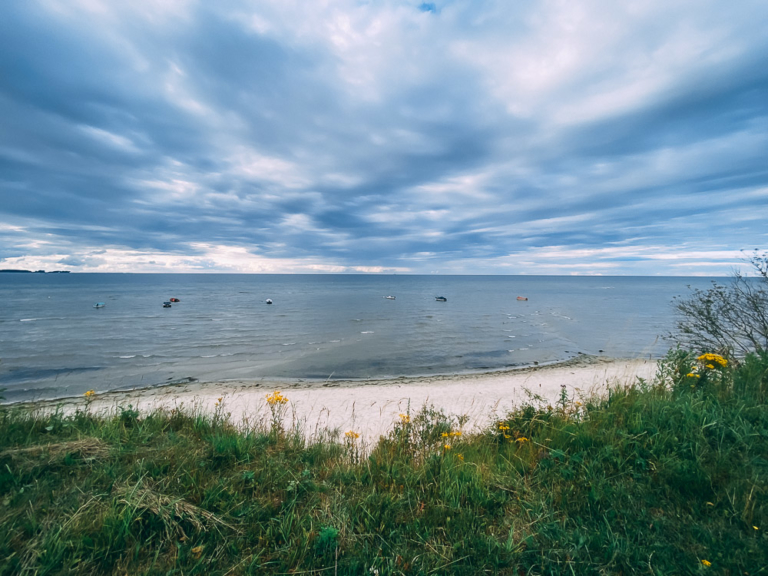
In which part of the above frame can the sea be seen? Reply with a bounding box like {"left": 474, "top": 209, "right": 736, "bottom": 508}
{"left": 0, "top": 274, "right": 718, "bottom": 403}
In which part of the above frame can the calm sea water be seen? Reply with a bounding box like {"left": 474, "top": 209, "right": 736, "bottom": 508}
{"left": 0, "top": 274, "right": 717, "bottom": 402}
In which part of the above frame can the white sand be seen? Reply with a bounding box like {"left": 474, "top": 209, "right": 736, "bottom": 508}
{"left": 48, "top": 357, "right": 657, "bottom": 443}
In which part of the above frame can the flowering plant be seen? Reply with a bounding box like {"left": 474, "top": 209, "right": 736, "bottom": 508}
{"left": 265, "top": 390, "right": 289, "bottom": 434}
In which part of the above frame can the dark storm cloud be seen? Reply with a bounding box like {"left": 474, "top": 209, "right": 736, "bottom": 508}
{"left": 0, "top": 0, "right": 767, "bottom": 274}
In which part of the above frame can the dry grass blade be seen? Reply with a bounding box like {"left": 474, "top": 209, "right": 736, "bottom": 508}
{"left": 0, "top": 437, "right": 109, "bottom": 466}
{"left": 115, "top": 482, "right": 239, "bottom": 536}
{"left": 61, "top": 495, "right": 107, "bottom": 531}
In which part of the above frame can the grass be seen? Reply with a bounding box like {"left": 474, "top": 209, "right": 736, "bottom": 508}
{"left": 1, "top": 350, "right": 766, "bottom": 575}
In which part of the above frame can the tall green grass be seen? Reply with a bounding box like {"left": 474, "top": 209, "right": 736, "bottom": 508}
{"left": 1, "top": 350, "right": 766, "bottom": 575}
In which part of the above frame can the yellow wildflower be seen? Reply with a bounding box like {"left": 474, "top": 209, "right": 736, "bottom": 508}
{"left": 516, "top": 437, "right": 529, "bottom": 443}
{"left": 754, "top": 526, "right": 759, "bottom": 530}
{"left": 457, "top": 454, "right": 464, "bottom": 461}
{"left": 701, "top": 559, "right": 711, "bottom": 567}
{"left": 344, "top": 430, "right": 360, "bottom": 440}
{"left": 452, "top": 431, "right": 462, "bottom": 437}
{"left": 498, "top": 424, "right": 510, "bottom": 431}
{"left": 398, "top": 413, "right": 410, "bottom": 423}
{"left": 265, "top": 391, "right": 288, "bottom": 405}
{"left": 83, "top": 390, "right": 96, "bottom": 398}
{"left": 706, "top": 364, "right": 715, "bottom": 370}
{"left": 686, "top": 373, "right": 701, "bottom": 378}
{"left": 698, "top": 353, "right": 727, "bottom": 367}
{"left": 443, "top": 444, "right": 452, "bottom": 450}
{"left": 441, "top": 432, "right": 449, "bottom": 438}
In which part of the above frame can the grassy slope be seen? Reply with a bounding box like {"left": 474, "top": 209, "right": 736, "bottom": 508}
{"left": 1, "top": 351, "right": 766, "bottom": 575}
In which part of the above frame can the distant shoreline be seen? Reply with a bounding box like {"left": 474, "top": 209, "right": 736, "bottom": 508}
{"left": 0, "top": 269, "right": 70, "bottom": 274}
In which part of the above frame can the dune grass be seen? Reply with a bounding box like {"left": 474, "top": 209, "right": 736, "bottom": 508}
{"left": 1, "top": 350, "right": 766, "bottom": 575}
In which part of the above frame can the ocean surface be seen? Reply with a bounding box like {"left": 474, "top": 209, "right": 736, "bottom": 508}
{"left": 0, "top": 274, "right": 718, "bottom": 402}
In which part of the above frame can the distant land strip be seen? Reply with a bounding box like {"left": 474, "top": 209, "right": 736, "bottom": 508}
{"left": 0, "top": 269, "right": 71, "bottom": 273}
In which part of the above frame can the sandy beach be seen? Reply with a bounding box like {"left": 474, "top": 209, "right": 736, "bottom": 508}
{"left": 34, "top": 356, "right": 658, "bottom": 443}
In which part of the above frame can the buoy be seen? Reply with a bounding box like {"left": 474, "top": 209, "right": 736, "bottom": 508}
{"left": 266, "top": 299, "right": 273, "bottom": 304}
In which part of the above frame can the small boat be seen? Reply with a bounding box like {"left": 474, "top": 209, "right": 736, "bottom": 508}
{"left": 384, "top": 296, "right": 396, "bottom": 300}
{"left": 265, "top": 299, "right": 273, "bottom": 304}
{"left": 516, "top": 296, "right": 528, "bottom": 301}
{"left": 169, "top": 298, "right": 180, "bottom": 302}
{"left": 163, "top": 302, "right": 172, "bottom": 308}
{"left": 435, "top": 296, "right": 447, "bottom": 302}
{"left": 93, "top": 302, "right": 105, "bottom": 308}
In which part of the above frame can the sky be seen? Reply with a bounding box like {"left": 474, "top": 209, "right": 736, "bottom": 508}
{"left": 1, "top": 0, "right": 767, "bottom": 275}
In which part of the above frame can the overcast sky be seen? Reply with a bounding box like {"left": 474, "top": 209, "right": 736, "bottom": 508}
{"left": 1, "top": 0, "right": 766, "bottom": 275}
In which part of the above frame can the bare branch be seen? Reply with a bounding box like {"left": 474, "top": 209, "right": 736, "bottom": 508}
{"left": 670, "top": 253, "right": 768, "bottom": 355}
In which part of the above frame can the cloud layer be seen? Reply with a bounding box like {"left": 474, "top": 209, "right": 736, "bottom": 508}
{"left": 1, "top": 0, "right": 767, "bottom": 274}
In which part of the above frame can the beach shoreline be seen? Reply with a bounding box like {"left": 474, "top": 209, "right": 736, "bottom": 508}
{"left": 14, "top": 355, "right": 658, "bottom": 442}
